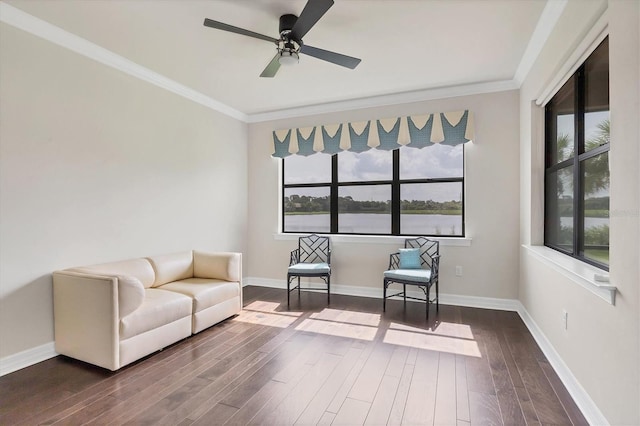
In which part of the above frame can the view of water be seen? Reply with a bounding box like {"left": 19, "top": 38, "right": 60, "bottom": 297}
{"left": 284, "top": 213, "right": 463, "bottom": 235}
{"left": 285, "top": 215, "right": 608, "bottom": 235}
{"left": 560, "top": 217, "right": 609, "bottom": 229}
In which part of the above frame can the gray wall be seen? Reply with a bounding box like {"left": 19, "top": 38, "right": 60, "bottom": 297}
{"left": 247, "top": 90, "right": 521, "bottom": 300}
{"left": 519, "top": 0, "right": 639, "bottom": 423}
{"left": 0, "top": 23, "right": 248, "bottom": 358}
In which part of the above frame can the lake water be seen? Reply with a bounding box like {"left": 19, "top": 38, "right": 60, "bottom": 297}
{"left": 285, "top": 213, "right": 463, "bottom": 235}
{"left": 560, "top": 217, "right": 609, "bottom": 229}
{"left": 285, "top": 215, "right": 609, "bottom": 235}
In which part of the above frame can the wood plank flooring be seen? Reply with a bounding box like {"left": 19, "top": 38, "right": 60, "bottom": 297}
{"left": 0, "top": 286, "right": 588, "bottom": 425}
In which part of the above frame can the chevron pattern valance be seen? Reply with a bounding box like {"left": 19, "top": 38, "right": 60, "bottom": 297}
{"left": 272, "top": 110, "right": 474, "bottom": 158}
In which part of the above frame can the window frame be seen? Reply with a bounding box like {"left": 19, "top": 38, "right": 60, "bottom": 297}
{"left": 544, "top": 37, "right": 609, "bottom": 271}
{"left": 282, "top": 146, "right": 465, "bottom": 237}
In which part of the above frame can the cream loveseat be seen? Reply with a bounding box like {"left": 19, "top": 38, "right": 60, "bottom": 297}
{"left": 53, "top": 250, "right": 242, "bottom": 371}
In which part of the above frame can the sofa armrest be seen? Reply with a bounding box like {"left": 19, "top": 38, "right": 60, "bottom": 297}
{"left": 193, "top": 251, "right": 242, "bottom": 283}
{"left": 53, "top": 271, "right": 123, "bottom": 371}
{"left": 63, "top": 269, "right": 145, "bottom": 318}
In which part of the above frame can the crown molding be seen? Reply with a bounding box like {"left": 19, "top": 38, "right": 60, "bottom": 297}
{"left": 513, "top": 0, "right": 568, "bottom": 86}
{"left": 0, "top": 2, "right": 248, "bottom": 122}
{"left": 246, "top": 79, "right": 519, "bottom": 123}
{"left": 1, "top": 1, "right": 562, "bottom": 125}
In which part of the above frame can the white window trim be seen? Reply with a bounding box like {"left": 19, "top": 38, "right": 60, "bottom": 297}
{"left": 523, "top": 245, "right": 616, "bottom": 305}
{"left": 528, "top": 8, "right": 614, "bottom": 305}
{"left": 535, "top": 9, "right": 608, "bottom": 107}
{"left": 274, "top": 232, "right": 472, "bottom": 247}
{"left": 278, "top": 144, "right": 468, "bottom": 241}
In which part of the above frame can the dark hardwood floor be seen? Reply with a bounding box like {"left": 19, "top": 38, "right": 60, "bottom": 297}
{"left": 0, "top": 286, "right": 587, "bottom": 425}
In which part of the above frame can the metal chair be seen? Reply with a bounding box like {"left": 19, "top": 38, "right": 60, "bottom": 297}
{"left": 383, "top": 237, "right": 440, "bottom": 319}
{"left": 287, "top": 234, "right": 331, "bottom": 307}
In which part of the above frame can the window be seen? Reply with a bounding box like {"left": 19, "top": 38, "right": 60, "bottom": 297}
{"left": 544, "top": 37, "right": 609, "bottom": 269}
{"left": 283, "top": 143, "right": 464, "bottom": 236}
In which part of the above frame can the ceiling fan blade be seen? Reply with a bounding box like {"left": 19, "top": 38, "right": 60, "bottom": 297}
{"left": 260, "top": 53, "right": 281, "bottom": 78}
{"left": 203, "top": 18, "right": 278, "bottom": 44}
{"left": 300, "top": 45, "right": 361, "bottom": 69}
{"left": 291, "top": 0, "right": 334, "bottom": 40}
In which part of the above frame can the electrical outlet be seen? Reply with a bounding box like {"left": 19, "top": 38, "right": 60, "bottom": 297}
{"left": 455, "top": 266, "right": 463, "bottom": 277}
{"left": 562, "top": 309, "right": 568, "bottom": 330}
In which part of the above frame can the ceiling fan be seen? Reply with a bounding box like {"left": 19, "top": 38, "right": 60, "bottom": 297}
{"left": 203, "top": 0, "right": 361, "bottom": 78}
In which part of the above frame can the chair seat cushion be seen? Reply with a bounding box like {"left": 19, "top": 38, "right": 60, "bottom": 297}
{"left": 384, "top": 268, "right": 431, "bottom": 283}
{"left": 288, "top": 262, "right": 330, "bottom": 274}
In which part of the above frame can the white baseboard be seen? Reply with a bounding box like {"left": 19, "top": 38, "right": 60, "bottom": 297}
{"left": 516, "top": 302, "right": 608, "bottom": 426}
{"left": 244, "top": 277, "right": 520, "bottom": 311}
{"left": 245, "top": 276, "right": 607, "bottom": 425}
{"left": 0, "top": 342, "right": 57, "bottom": 377}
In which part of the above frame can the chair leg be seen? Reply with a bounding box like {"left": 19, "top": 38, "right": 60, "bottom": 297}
{"left": 436, "top": 280, "right": 439, "bottom": 312}
{"left": 287, "top": 275, "right": 291, "bottom": 307}
{"left": 426, "top": 285, "right": 430, "bottom": 320}
{"left": 403, "top": 284, "right": 406, "bottom": 308}
{"left": 383, "top": 280, "right": 387, "bottom": 312}
{"left": 297, "top": 277, "right": 301, "bottom": 298}
{"left": 327, "top": 275, "right": 330, "bottom": 305}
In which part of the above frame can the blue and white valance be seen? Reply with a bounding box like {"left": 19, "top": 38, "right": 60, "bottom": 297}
{"left": 272, "top": 110, "right": 474, "bottom": 158}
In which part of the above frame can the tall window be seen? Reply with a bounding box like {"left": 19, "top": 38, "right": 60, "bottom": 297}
{"left": 283, "top": 144, "right": 464, "bottom": 236}
{"left": 545, "top": 37, "right": 609, "bottom": 269}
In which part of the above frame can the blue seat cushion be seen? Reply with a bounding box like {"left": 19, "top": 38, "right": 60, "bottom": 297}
{"left": 288, "top": 262, "right": 330, "bottom": 274}
{"left": 384, "top": 268, "right": 431, "bottom": 283}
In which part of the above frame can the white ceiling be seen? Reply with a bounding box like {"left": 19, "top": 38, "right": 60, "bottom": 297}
{"left": 4, "top": 0, "right": 548, "bottom": 117}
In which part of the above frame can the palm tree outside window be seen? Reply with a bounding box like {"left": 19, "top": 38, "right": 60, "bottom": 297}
{"left": 544, "top": 37, "right": 610, "bottom": 269}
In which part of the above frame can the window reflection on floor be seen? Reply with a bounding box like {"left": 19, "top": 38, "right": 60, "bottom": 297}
{"left": 309, "top": 308, "right": 381, "bottom": 326}
{"left": 233, "top": 301, "right": 480, "bottom": 357}
{"left": 389, "top": 321, "right": 474, "bottom": 340}
{"left": 233, "top": 300, "right": 303, "bottom": 328}
{"left": 384, "top": 322, "right": 480, "bottom": 358}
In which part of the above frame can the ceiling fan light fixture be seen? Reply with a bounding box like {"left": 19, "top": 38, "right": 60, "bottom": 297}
{"left": 203, "top": 0, "right": 361, "bottom": 77}
{"left": 278, "top": 49, "right": 299, "bottom": 66}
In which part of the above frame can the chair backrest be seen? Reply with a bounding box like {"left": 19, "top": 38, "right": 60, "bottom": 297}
{"left": 405, "top": 237, "right": 439, "bottom": 269}
{"left": 299, "top": 234, "right": 330, "bottom": 264}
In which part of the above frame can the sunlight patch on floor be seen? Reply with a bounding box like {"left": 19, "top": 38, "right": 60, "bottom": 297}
{"left": 243, "top": 301, "right": 303, "bottom": 316}
{"left": 295, "top": 318, "right": 377, "bottom": 341}
{"left": 233, "top": 300, "right": 303, "bottom": 328}
{"left": 294, "top": 308, "right": 380, "bottom": 340}
{"left": 383, "top": 325, "right": 481, "bottom": 357}
{"left": 309, "top": 308, "right": 381, "bottom": 327}
{"left": 390, "top": 321, "right": 474, "bottom": 340}
{"left": 233, "top": 302, "right": 478, "bottom": 352}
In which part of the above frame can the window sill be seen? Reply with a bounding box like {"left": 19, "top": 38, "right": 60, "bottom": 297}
{"left": 274, "top": 233, "right": 472, "bottom": 247}
{"left": 523, "top": 245, "right": 616, "bottom": 305}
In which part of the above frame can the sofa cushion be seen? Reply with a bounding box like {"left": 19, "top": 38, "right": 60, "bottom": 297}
{"left": 71, "top": 258, "right": 156, "bottom": 288}
{"left": 147, "top": 251, "right": 194, "bottom": 287}
{"left": 193, "top": 251, "right": 241, "bottom": 282}
{"left": 159, "top": 278, "right": 240, "bottom": 314}
{"left": 115, "top": 275, "right": 145, "bottom": 318}
{"left": 120, "top": 288, "right": 192, "bottom": 340}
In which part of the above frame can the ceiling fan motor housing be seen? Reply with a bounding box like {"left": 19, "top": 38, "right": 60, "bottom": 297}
{"left": 279, "top": 14, "right": 299, "bottom": 40}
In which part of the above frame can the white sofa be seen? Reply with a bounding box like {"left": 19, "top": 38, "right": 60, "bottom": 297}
{"left": 52, "top": 250, "right": 242, "bottom": 371}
